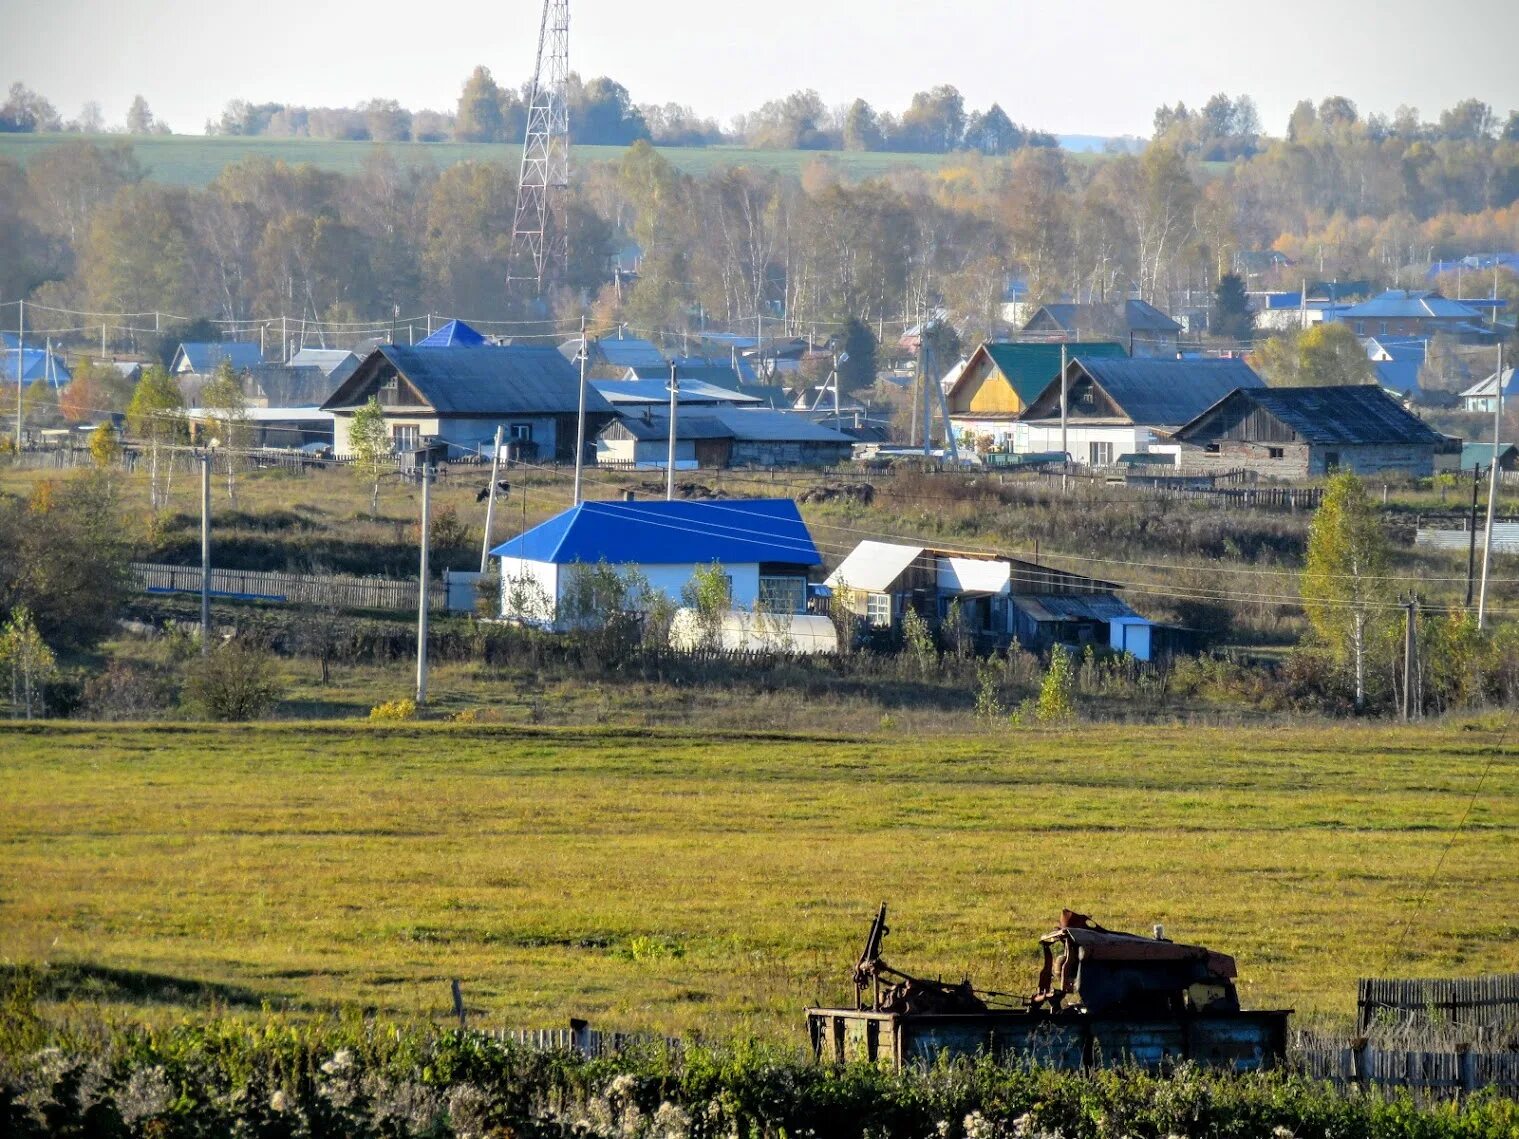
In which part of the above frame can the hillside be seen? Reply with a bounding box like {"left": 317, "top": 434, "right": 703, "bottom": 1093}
{"left": 0, "top": 132, "right": 989, "bottom": 186}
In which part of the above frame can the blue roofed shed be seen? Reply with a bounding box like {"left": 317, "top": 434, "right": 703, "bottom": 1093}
{"left": 491, "top": 498, "right": 821, "bottom": 627}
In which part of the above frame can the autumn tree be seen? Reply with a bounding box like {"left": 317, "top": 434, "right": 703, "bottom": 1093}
{"left": 126, "top": 365, "right": 186, "bottom": 510}
{"left": 454, "top": 66, "right": 506, "bottom": 142}
{"left": 349, "top": 396, "right": 391, "bottom": 515}
{"left": 1302, "top": 471, "right": 1390, "bottom": 708}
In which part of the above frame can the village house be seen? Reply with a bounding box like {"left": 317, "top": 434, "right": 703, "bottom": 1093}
{"left": 823, "top": 539, "right": 1174, "bottom": 658}
{"left": 1362, "top": 337, "right": 1426, "bottom": 399}
{"left": 596, "top": 407, "right": 854, "bottom": 469}
{"left": 1330, "top": 290, "right": 1494, "bottom": 342}
{"left": 287, "top": 348, "right": 360, "bottom": 387}
{"left": 491, "top": 497, "right": 822, "bottom": 629}
{"left": 1456, "top": 441, "right": 1519, "bottom": 473}
{"left": 1460, "top": 367, "right": 1517, "bottom": 414}
{"left": 1172, "top": 384, "right": 1446, "bottom": 478}
{"left": 946, "top": 340, "right": 1127, "bottom": 452}
{"left": 170, "top": 341, "right": 264, "bottom": 380}
{"left": 1017, "top": 356, "right": 1265, "bottom": 466}
{"left": 1021, "top": 300, "right": 1182, "bottom": 357}
{"left": 322, "top": 343, "right": 616, "bottom": 462}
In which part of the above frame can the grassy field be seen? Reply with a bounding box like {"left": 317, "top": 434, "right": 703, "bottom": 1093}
{"left": 0, "top": 132, "right": 970, "bottom": 187}
{"left": 2, "top": 721, "right": 1517, "bottom": 1039}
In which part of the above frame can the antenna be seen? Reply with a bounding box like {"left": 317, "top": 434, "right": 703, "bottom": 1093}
{"left": 508, "top": 0, "right": 570, "bottom": 294}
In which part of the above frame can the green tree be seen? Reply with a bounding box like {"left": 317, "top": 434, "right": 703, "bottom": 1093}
{"left": 1302, "top": 471, "right": 1389, "bottom": 708}
{"left": 183, "top": 638, "right": 283, "bottom": 720}
{"left": 0, "top": 605, "right": 57, "bottom": 719}
{"left": 455, "top": 66, "right": 506, "bottom": 142}
{"left": 348, "top": 395, "right": 390, "bottom": 515}
{"left": 1257, "top": 323, "right": 1373, "bottom": 388}
{"left": 125, "top": 365, "right": 186, "bottom": 510}
{"left": 1035, "top": 644, "right": 1076, "bottom": 723}
{"left": 1211, "top": 272, "right": 1254, "bottom": 342}
{"left": 88, "top": 421, "right": 119, "bottom": 467}
{"left": 125, "top": 95, "right": 155, "bottom": 135}
{"left": 836, "top": 318, "right": 878, "bottom": 393}
{"left": 679, "top": 562, "right": 732, "bottom": 652}
{"left": 841, "top": 99, "right": 883, "bottom": 152}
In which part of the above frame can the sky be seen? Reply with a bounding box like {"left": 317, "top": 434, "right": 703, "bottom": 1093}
{"left": 4, "top": 0, "right": 1519, "bottom": 140}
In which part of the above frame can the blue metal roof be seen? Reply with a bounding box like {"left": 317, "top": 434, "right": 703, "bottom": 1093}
{"left": 174, "top": 341, "right": 263, "bottom": 373}
{"left": 1341, "top": 291, "right": 1481, "bottom": 320}
{"left": 1, "top": 348, "right": 71, "bottom": 385}
{"left": 417, "top": 319, "right": 487, "bottom": 347}
{"left": 490, "top": 498, "right": 821, "bottom": 567}
{"left": 1375, "top": 360, "right": 1422, "bottom": 396}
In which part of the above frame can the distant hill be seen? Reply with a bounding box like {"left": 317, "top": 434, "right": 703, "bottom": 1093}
{"left": 0, "top": 132, "right": 1112, "bottom": 188}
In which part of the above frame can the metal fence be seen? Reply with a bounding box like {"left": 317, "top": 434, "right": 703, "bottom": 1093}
{"left": 131, "top": 561, "right": 481, "bottom": 613}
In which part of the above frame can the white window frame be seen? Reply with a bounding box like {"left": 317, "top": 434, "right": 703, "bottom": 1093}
{"left": 1088, "top": 440, "right": 1113, "bottom": 466}
{"left": 866, "top": 592, "right": 893, "bottom": 627}
{"left": 391, "top": 423, "right": 419, "bottom": 451}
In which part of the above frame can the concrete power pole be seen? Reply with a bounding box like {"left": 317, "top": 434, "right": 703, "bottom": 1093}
{"left": 200, "top": 451, "right": 212, "bottom": 654}
{"left": 480, "top": 425, "right": 505, "bottom": 574}
{"left": 573, "top": 315, "right": 589, "bottom": 504}
{"left": 1477, "top": 343, "right": 1505, "bottom": 629}
{"left": 416, "top": 463, "right": 432, "bottom": 704}
{"left": 666, "top": 361, "right": 678, "bottom": 501}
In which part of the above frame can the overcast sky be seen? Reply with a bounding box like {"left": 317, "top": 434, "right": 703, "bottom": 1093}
{"left": 5, "top": 0, "right": 1518, "bottom": 139}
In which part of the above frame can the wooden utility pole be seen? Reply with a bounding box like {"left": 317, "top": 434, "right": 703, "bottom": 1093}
{"left": 479, "top": 424, "right": 505, "bottom": 574}
{"left": 1478, "top": 344, "right": 1505, "bottom": 628}
{"left": 1402, "top": 596, "right": 1417, "bottom": 721}
{"left": 416, "top": 463, "right": 432, "bottom": 705}
{"left": 200, "top": 451, "right": 212, "bottom": 655}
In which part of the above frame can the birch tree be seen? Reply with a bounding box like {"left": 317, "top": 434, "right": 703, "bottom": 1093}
{"left": 125, "top": 365, "right": 186, "bottom": 510}
{"left": 1302, "top": 471, "right": 1390, "bottom": 708}
{"left": 349, "top": 396, "right": 390, "bottom": 515}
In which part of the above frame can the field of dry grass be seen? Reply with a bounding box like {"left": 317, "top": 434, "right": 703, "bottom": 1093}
{"left": 2, "top": 720, "right": 1516, "bottom": 1039}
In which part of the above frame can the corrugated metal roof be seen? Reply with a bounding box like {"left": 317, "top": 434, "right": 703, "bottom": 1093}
{"left": 1068, "top": 357, "right": 1265, "bottom": 426}
{"left": 964, "top": 340, "right": 1127, "bottom": 404}
{"left": 322, "top": 345, "right": 614, "bottom": 416}
{"left": 1027, "top": 300, "right": 1182, "bottom": 335}
{"left": 824, "top": 541, "right": 924, "bottom": 592}
{"left": 289, "top": 349, "right": 360, "bottom": 380}
{"left": 174, "top": 342, "right": 263, "bottom": 373}
{"left": 1179, "top": 384, "right": 1445, "bottom": 446}
{"left": 417, "top": 319, "right": 487, "bottom": 347}
{"left": 490, "top": 498, "right": 821, "bottom": 566}
{"left": 597, "top": 337, "right": 667, "bottom": 369}
{"left": 1341, "top": 290, "right": 1481, "bottom": 320}
{"left": 1, "top": 348, "right": 71, "bottom": 384}
{"left": 1374, "top": 360, "right": 1422, "bottom": 396}
{"left": 708, "top": 407, "right": 854, "bottom": 443}
{"left": 1460, "top": 367, "right": 1518, "bottom": 399}
{"left": 593, "top": 377, "right": 761, "bottom": 405}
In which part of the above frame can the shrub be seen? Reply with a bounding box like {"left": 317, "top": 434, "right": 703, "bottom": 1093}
{"left": 181, "top": 639, "right": 283, "bottom": 721}
{"left": 370, "top": 698, "right": 417, "bottom": 722}
{"left": 79, "top": 661, "right": 176, "bottom": 720}
{"left": 1035, "top": 644, "right": 1076, "bottom": 724}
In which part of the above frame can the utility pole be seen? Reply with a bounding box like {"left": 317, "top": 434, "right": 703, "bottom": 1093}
{"left": 1477, "top": 343, "right": 1504, "bottom": 628}
{"left": 416, "top": 463, "right": 432, "bottom": 705}
{"left": 573, "top": 315, "right": 589, "bottom": 504}
{"left": 921, "top": 337, "right": 934, "bottom": 458}
{"left": 200, "top": 450, "right": 212, "bottom": 655}
{"left": 1466, "top": 462, "right": 1481, "bottom": 608}
{"left": 1401, "top": 595, "right": 1416, "bottom": 721}
{"left": 1059, "top": 343, "right": 1069, "bottom": 491}
{"left": 666, "top": 361, "right": 678, "bottom": 501}
{"left": 479, "top": 425, "right": 505, "bottom": 574}
{"left": 14, "top": 297, "right": 23, "bottom": 452}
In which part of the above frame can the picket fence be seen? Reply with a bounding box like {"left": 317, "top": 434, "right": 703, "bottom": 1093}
{"left": 484, "top": 1025, "right": 683, "bottom": 1058}
{"left": 131, "top": 561, "right": 476, "bottom": 613}
{"left": 1358, "top": 973, "right": 1519, "bottom": 1035}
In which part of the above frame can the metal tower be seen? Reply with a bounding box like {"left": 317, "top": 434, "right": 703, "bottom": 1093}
{"left": 508, "top": 0, "right": 570, "bottom": 294}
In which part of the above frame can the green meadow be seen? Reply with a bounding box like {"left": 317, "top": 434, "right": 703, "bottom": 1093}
{"left": 2, "top": 721, "right": 1515, "bottom": 1038}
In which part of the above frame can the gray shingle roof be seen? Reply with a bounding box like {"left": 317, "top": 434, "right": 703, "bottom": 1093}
{"left": 322, "top": 345, "right": 614, "bottom": 416}
{"left": 605, "top": 407, "right": 852, "bottom": 444}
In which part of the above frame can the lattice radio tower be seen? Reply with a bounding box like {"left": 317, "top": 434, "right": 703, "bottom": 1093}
{"left": 508, "top": 0, "right": 570, "bottom": 294}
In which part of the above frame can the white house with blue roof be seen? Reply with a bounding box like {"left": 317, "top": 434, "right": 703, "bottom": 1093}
{"left": 490, "top": 498, "right": 822, "bottom": 628}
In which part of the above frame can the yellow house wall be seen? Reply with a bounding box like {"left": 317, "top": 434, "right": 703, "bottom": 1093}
{"left": 962, "top": 365, "right": 1025, "bottom": 415}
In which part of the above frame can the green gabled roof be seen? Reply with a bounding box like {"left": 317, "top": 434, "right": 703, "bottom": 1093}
{"left": 981, "top": 341, "right": 1127, "bottom": 404}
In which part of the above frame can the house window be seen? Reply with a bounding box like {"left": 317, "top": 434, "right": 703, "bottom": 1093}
{"left": 1324, "top": 451, "right": 1341, "bottom": 472}
{"left": 1204, "top": 443, "right": 1220, "bottom": 454}
{"left": 1268, "top": 446, "right": 1284, "bottom": 459}
{"left": 378, "top": 377, "right": 399, "bottom": 404}
{"left": 1088, "top": 441, "right": 1113, "bottom": 466}
{"left": 758, "top": 576, "right": 806, "bottom": 614}
{"left": 866, "top": 592, "right": 893, "bottom": 627}
{"left": 391, "top": 423, "right": 419, "bottom": 451}
{"left": 510, "top": 423, "right": 533, "bottom": 441}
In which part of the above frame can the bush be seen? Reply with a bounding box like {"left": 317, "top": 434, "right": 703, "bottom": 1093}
{"left": 369, "top": 698, "right": 417, "bottom": 721}
{"left": 79, "top": 661, "right": 177, "bottom": 720}
{"left": 181, "top": 639, "right": 284, "bottom": 721}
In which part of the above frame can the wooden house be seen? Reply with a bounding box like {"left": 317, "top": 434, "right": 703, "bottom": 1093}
{"left": 946, "top": 340, "right": 1126, "bottom": 451}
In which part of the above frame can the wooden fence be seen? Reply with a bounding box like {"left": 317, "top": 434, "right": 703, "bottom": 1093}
{"left": 131, "top": 561, "right": 469, "bottom": 613}
{"left": 1358, "top": 973, "right": 1519, "bottom": 1035}
{"left": 484, "top": 1025, "right": 683, "bottom": 1058}
{"left": 1295, "top": 1042, "right": 1519, "bottom": 1098}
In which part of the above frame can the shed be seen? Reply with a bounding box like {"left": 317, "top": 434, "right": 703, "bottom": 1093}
{"left": 598, "top": 407, "right": 853, "bottom": 469}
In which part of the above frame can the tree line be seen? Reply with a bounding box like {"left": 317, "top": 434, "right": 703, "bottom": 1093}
{"left": 3, "top": 91, "right": 1519, "bottom": 361}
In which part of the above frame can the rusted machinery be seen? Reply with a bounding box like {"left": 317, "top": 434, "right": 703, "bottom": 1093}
{"left": 808, "top": 904, "right": 1290, "bottom": 1072}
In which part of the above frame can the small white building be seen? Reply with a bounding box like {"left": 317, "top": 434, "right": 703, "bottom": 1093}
{"left": 490, "top": 498, "right": 822, "bottom": 629}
